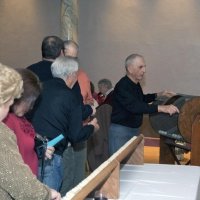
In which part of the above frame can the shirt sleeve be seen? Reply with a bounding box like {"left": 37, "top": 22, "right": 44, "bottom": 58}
{"left": 78, "top": 70, "right": 93, "bottom": 104}
{"left": 82, "top": 104, "right": 93, "bottom": 120}
{"left": 72, "top": 82, "right": 93, "bottom": 120}
{"left": 143, "top": 93, "right": 157, "bottom": 103}
{"left": 67, "top": 103, "right": 94, "bottom": 144}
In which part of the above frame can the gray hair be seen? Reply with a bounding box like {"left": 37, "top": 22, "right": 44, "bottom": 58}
{"left": 51, "top": 56, "right": 79, "bottom": 79}
{"left": 125, "top": 53, "right": 143, "bottom": 70}
{"left": 98, "top": 78, "right": 112, "bottom": 89}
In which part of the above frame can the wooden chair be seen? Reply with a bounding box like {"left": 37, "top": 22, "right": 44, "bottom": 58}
{"left": 87, "top": 104, "right": 112, "bottom": 171}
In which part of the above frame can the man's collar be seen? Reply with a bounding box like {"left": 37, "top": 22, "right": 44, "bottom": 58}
{"left": 42, "top": 58, "right": 55, "bottom": 62}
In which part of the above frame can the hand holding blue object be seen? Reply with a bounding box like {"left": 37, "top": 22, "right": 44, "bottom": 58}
{"left": 47, "top": 134, "right": 64, "bottom": 147}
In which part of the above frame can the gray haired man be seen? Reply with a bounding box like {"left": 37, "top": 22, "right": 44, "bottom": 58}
{"left": 31, "top": 56, "right": 99, "bottom": 191}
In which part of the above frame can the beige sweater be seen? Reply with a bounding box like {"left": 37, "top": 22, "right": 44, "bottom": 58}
{"left": 0, "top": 122, "right": 50, "bottom": 200}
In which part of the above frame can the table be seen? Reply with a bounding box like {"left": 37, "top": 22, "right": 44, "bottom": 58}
{"left": 119, "top": 164, "right": 200, "bottom": 200}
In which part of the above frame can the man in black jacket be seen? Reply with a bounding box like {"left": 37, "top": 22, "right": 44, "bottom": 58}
{"left": 27, "top": 35, "right": 63, "bottom": 82}
{"left": 109, "top": 53, "right": 179, "bottom": 155}
{"left": 31, "top": 56, "right": 99, "bottom": 191}
{"left": 27, "top": 36, "right": 93, "bottom": 121}
{"left": 27, "top": 36, "right": 95, "bottom": 193}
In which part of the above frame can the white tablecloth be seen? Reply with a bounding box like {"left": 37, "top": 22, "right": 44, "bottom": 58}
{"left": 119, "top": 164, "right": 200, "bottom": 200}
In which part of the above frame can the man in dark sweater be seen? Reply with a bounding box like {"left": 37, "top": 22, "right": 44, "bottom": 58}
{"left": 31, "top": 56, "right": 99, "bottom": 191}
{"left": 27, "top": 35, "right": 63, "bottom": 82}
{"left": 27, "top": 36, "right": 93, "bottom": 121}
{"left": 109, "top": 53, "right": 179, "bottom": 155}
{"left": 27, "top": 36, "right": 94, "bottom": 193}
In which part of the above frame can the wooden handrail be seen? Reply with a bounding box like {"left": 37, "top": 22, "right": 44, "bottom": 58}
{"left": 62, "top": 134, "right": 144, "bottom": 200}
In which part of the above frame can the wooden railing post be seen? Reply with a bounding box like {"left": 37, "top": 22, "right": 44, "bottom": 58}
{"left": 159, "top": 135, "right": 175, "bottom": 164}
{"left": 191, "top": 114, "right": 200, "bottom": 166}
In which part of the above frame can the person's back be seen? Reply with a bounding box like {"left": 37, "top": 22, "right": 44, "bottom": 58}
{"left": 31, "top": 56, "right": 98, "bottom": 191}
{"left": 28, "top": 60, "right": 53, "bottom": 82}
{"left": 27, "top": 35, "right": 63, "bottom": 82}
{"left": 31, "top": 78, "right": 93, "bottom": 154}
{"left": 26, "top": 36, "right": 64, "bottom": 121}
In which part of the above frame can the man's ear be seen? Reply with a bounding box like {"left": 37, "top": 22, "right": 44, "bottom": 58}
{"left": 127, "top": 65, "right": 133, "bottom": 74}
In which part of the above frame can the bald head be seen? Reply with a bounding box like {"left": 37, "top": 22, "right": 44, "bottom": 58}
{"left": 63, "top": 40, "right": 79, "bottom": 58}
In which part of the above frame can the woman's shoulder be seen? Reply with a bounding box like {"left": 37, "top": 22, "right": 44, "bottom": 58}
{"left": 0, "top": 121, "right": 16, "bottom": 139}
{"left": 3, "top": 113, "right": 18, "bottom": 124}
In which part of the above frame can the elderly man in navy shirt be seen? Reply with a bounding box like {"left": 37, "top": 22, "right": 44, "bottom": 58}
{"left": 109, "top": 53, "right": 179, "bottom": 155}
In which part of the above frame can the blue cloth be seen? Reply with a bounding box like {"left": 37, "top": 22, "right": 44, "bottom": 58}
{"left": 108, "top": 123, "right": 140, "bottom": 155}
{"left": 38, "top": 154, "right": 63, "bottom": 191}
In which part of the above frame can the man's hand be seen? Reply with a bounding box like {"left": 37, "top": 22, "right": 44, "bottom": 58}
{"left": 50, "top": 189, "right": 61, "bottom": 200}
{"left": 158, "top": 104, "right": 179, "bottom": 116}
{"left": 157, "top": 90, "right": 176, "bottom": 98}
{"left": 45, "top": 146, "right": 55, "bottom": 159}
{"left": 88, "top": 117, "right": 100, "bottom": 132}
{"left": 91, "top": 105, "right": 96, "bottom": 116}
